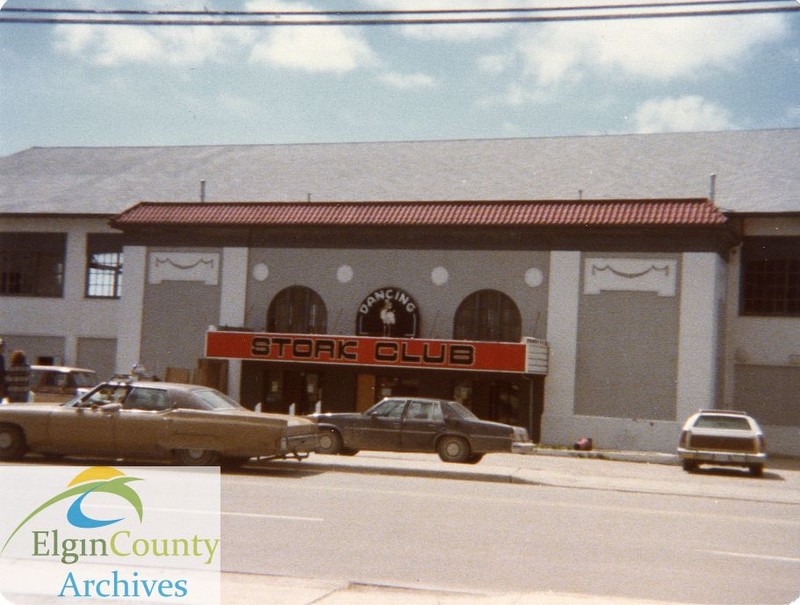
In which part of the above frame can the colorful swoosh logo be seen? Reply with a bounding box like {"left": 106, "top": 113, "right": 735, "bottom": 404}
{"left": 1, "top": 466, "right": 143, "bottom": 554}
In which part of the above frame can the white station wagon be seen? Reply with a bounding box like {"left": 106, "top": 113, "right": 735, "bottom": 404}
{"left": 678, "top": 410, "right": 767, "bottom": 477}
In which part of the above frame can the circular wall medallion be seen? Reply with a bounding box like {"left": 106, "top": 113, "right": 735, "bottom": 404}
{"left": 525, "top": 268, "right": 544, "bottom": 288}
{"left": 431, "top": 266, "right": 449, "bottom": 286}
{"left": 337, "top": 265, "right": 354, "bottom": 283}
{"left": 252, "top": 263, "right": 269, "bottom": 282}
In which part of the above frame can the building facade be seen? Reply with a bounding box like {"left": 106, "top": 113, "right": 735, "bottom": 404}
{"left": 1, "top": 130, "right": 798, "bottom": 454}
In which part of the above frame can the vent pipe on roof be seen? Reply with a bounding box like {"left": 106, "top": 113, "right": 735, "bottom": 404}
{"left": 709, "top": 174, "right": 716, "bottom": 202}
{"left": 200, "top": 180, "right": 207, "bottom": 203}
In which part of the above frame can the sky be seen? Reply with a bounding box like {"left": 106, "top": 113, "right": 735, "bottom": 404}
{"left": 0, "top": 0, "right": 798, "bottom": 157}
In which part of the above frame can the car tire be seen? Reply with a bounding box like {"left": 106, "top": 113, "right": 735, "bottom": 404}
{"left": 466, "top": 453, "right": 484, "bottom": 464}
{"left": 316, "top": 429, "right": 343, "bottom": 455}
{"left": 173, "top": 448, "right": 221, "bottom": 466}
{"left": 437, "top": 435, "right": 471, "bottom": 463}
{"left": 682, "top": 460, "right": 698, "bottom": 472}
{"left": 749, "top": 464, "right": 764, "bottom": 478}
{"left": 0, "top": 424, "right": 27, "bottom": 461}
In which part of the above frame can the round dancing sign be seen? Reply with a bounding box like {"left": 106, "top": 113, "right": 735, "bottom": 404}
{"left": 356, "top": 287, "right": 420, "bottom": 338}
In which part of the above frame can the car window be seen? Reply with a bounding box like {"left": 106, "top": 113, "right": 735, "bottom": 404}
{"left": 41, "top": 372, "right": 68, "bottom": 388}
{"left": 124, "top": 387, "right": 172, "bottom": 411}
{"left": 694, "top": 415, "right": 752, "bottom": 430}
{"left": 405, "top": 401, "right": 443, "bottom": 422}
{"left": 83, "top": 384, "right": 129, "bottom": 406}
{"left": 73, "top": 372, "right": 99, "bottom": 388}
{"left": 368, "top": 399, "right": 406, "bottom": 418}
{"left": 443, "top": 401, "right": 479, "bottom": 421}
{"left": 190, "top": 388, "right": 242, "bottom": 411}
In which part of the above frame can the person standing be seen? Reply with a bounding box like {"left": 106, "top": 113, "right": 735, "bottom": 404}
{"left": 0, "top": 338, "right": 7, "bottom": 401}
{"left": 6, "top": 350, "right": 31, "bottom": 403}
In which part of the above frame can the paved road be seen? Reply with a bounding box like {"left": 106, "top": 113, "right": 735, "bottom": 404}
{"left": 220, "top": 451, "right": 800, "bottom": 604}
{"left": 2, "top": 451, "right": 798, "bottom": 604}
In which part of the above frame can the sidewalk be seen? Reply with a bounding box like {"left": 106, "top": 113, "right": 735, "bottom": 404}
{"left": 251, "top": 446, "right": 800, "bottom": 505}
{"left": 221, "top": 572, "right": 681, "bottom": 605}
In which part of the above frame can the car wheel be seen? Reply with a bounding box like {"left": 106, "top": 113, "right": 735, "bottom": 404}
{"left": 0, "top": 424, "right": 27, "bottom": 461}
{"left": 437, "top": 435, "right": 471, "bottom": 463}
{"left": 466, "top": 453, "right": 484, "bottom": 464}
{"left": 749, "top": 464, "right": 764, "bottom": 478}
{"left": 682, "top": 460, "right": 698, "bottom": 472}
{"left": 173, "top": 448, "right": 221, "bottom": 466}
{"left": 316, "top": 429, "right": 343, "bottom": 455}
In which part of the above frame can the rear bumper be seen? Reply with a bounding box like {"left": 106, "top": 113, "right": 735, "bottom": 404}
{"left": 281, "top": 432, "right": 319, "bottom": 455}
{"left": 678, "top": 448, "right": 767, "bottom": 465}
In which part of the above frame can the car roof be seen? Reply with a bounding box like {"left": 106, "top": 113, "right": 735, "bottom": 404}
{"left": 695, "top": 409, "right": 751, "bottom": 416}
{"left": 32, "top": 365, "right": 97, "bottom": 373}
{"left": 382, "top": 396, "right": 451, "bottom": 404}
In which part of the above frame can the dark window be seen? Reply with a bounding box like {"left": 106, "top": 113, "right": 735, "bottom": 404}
{"left": 453, "top": 289, "right": 521, "bottom": 342}
{"left": 0, "top": 233, "right": 66, "bottom": 297}
{"left": 741, "top": 237, "right": 800, "bottom": 316}
{"left": 267, "top": 286, "right": 328, "bottom": 334}
{"left": 86, "top": 234, "right": 123, "bottom": 298}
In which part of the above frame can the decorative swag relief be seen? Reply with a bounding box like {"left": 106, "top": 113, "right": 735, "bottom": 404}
{"left": 148, "top": 252, "right": 220, "bottom": 285}
{"left": 584, "top": 257, "right": 677, "bottom": 297}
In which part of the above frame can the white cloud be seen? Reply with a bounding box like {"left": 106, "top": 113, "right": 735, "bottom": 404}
{"left": 633, "top": 96, "right": 735, "bottom": 133}
{"left": 379, "top": 71, "right": 436, "bottom": 89}
{"left": 249, "top": 27, "right": 376, "bottom": 73}
{"left": 53, "top": 24, "right": 248, "bottom": 66}
{"left": 514, "top": 14, "right": 788, "bottom": 87}
{"left": 51, "top": 0, "right": 376, "bottom": 73}
{"left": 363, "top": 0, "right": 507, "bottom": 41}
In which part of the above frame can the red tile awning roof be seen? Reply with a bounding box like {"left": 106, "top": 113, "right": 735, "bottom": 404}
{"left": 111, "top": 198, "right": 727, "bottom": 228}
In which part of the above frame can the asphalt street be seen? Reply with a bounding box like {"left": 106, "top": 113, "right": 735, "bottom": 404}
{"left": 219, "top": 449, "right": 800, "bottom": 605}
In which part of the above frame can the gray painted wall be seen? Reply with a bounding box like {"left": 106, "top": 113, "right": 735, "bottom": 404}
{"left": 243, "top": 248, "right": 551, "bottom": 340}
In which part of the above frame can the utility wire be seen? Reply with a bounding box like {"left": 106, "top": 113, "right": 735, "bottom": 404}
{"left": 1, "top": 1, "right": 798, "bottom": 26}
{"left": 1, "top": 0, "right": 792, "bottom": 17}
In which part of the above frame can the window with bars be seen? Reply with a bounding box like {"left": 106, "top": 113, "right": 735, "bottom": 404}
{"left": 267, "top": 286, "right": 328, "bottom": 334}
{"left": 453, "top": 289, "right": 521, "bottom": 342}
{"left": 86, "top": 234, "right": 124, "bottom": 298}
{"left": 0, "top": 233, "right": 66, "bottom": 297}
{"left": 741, "top": 237, "right": 800, "bottom": 317}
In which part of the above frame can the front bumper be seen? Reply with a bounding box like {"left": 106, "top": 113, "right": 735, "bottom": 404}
{"left": 678, "top": 448, "right": 767, "bottom": 465}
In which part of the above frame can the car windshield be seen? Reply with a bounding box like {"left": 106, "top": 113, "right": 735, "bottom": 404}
{"left": 445, "top": 401, "right": 480, "bottom": 421}
{"left": 192, "top": 388, "right": 242, "bottom": 411}
{"left": 694, "top": 415, "right": 752, "bottom": 430}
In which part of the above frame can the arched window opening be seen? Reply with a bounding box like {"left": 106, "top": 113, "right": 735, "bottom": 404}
{"left": 453, "top": 289, "right": 521, "bottom": 342}
{"left": 267, "top": 286, "right": 328, "bottom": 334}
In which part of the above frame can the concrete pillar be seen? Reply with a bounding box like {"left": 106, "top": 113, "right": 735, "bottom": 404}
{"left": 676, "top": 252, "right": 723, "bottom": 420}
{"left": 116, "top": 246, "right": 146, "bottom": 375}
{"left": 219, "top": 248, "right": 249, "bottom": 401}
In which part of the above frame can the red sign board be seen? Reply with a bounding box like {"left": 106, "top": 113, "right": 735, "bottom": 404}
{"left": 206, "top": 331, "right": 528, "bottom": 374}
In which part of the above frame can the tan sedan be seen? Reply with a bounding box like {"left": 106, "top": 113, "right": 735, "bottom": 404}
{"left": 0, "top": 379, "right": 318, "bottom": 466}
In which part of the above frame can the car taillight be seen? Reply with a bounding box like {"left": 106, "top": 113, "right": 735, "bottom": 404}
{"left": 679, "top": 431, "right": 689, "bottom": 448}
{"left": 757, "top": 435, "right": 766, "bottom": 452}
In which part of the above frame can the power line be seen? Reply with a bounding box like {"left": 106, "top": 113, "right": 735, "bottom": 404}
{"left": 1, "top": 1, "right": 797, "bottom": 26}
{"left": 0, "top": 0, "right": 791, "bottom": 17}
